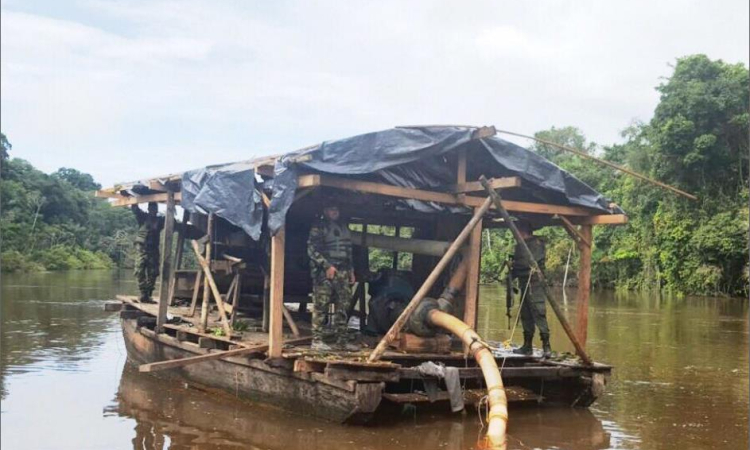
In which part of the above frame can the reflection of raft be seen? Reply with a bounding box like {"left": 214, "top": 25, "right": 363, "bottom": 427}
{"left": 101, "top": 126, "right": 624, "bottom": 431}
{"left": 113, "top": 360, "right": 612, "bottom": 450}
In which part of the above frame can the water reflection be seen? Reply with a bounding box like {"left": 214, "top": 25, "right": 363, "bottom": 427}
{"left": 0, "top": 271, "right": 747, "bottom": 449}
{"left": 112, "top": 363, "right": 613, "bottom": 450}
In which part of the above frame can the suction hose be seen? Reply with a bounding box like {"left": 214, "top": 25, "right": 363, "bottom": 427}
{"left": 427, "top": 309, "right": 508, "bottom": 450}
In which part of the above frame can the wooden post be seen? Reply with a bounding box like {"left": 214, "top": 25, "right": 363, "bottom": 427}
{"left": 463, "top": 210, "right": 483, "bottom": 329}
{"left": 268, "top": 227, "right": 286, "bottom": 358}
{"left": 261, "top": 272, "right": 270, "bottom": 332}
{"left": 199, "top": 213, "right": 214, "bottom": 331}
{"left": 479, "top": 176, "right": 593, "bottom": 365}
{"left": 156, "top": 190, "right": 176, "bottom": 333}
{"left": 168, "top": 209, "right": 189, "bottom": 305}
{"left": 188, "top": 273, "right": 202, "bottom": 317}
{"left": 576, "top": 225, "right": 593, "bottom": 347}
{"left": 190, "top": 240, "right": 233, "bottom": 337}
{"left": 457, "top": 148, "right": 467, "bottom": 184}
{"left": 368, "top": 196, "right": 493, "bottom": 362}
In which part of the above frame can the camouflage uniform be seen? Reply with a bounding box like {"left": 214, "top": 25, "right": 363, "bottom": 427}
{"left": 512, "top": 236, "right": 549, "bottom": 336}
{"left": 132, "top": 207, "right": 164, "bottom": 302}
{"left": 307, "top": 219, "right": 354, "bottom": 345}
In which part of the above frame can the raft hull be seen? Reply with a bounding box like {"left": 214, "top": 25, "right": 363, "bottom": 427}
{"left": 119, "top": 302, "right": 611, "bottom": 423}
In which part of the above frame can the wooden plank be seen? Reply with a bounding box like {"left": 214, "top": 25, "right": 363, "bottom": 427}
{"left": 447, "top": 177, "right": 521, "bottom": 194}
{"left": 325, "top": 367, "right": 400, "bottom": 383}
{"left": 368, "top": 196, "right": 493, "bottom": 362}
{"left": 282, "top": 305, "right": 300, "bottom": 337}
{"left": 570, "top": 214, "right": 628, "bottom": 225}
{"left": 299, "top": 174, "right": 598, "bottom": 217}
{"left": 190, "top": 239, "right": 233, "bottom": 337}
{"left": 576, "top": 225, "right": 592, "bottom": 347}
{"left": 463, "top": 210, "right": 483, "bottom": 329}
{"left": 293, "top": 359, "right": 326, "bottom": 373}
{"left": 199, "top": 213, "right": 214, "bottom": 330}
{"left": 139, "top": 340, "right": 300, "bottom": 373}
{"left": 457, "top": 148, "right": 467, "bottom": 184}
{"left": 168, "top": 209, "right": 189, "bottom": 305}
{"left": 559, "top": 215, "right": 591, "bottom": 248}
{"left": 268, "top": 226, "right": 286, "bottom": 358}
{"left": 111, "top": 192, "right": 182, "bottom": 207}
{"left": 188, "top": 272, "right": 202, "bottom": 317}
{"left": 383, "top": 386, "right": 538, "bottom": 404}
{"left": 156, "top": 190, "right": 175, "bottom": 333}
{"left": 398, "top": 365, "right": 579, "bottom": 379}
{"left": 393, "top": 333, "right": 451, "bottom": 354}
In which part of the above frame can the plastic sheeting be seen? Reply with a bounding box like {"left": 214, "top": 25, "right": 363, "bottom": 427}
{"left": 269, "top": 126, "right": 620, "bottom": 234}
{"left": 180, "top": 161, "right": 264, "bottom": 240}
{"left": 179, "top": 126, "right": 621, "bottom": 239}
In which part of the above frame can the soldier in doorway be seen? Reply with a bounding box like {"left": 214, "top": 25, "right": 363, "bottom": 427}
{"left": 511, "top": 221, "right": 552, "bottom": 358}
{"left": 307, "top": 199, "right": 357, "bottom": 352}
{"left": 131, "top": 202, "right": 165, "bottom": 303}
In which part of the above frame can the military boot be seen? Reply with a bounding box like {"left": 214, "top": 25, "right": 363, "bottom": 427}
{"left": 513, "top": 332, "right": 534, "bottom": 355}
{"left": 540, "top": 333, "right": 552, "bottom": 359}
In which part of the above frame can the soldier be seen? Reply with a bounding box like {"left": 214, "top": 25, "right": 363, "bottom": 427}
{"left": 511, "top": 221, "right": 552, "bottom": 358}
{"left": 307, "top": 200, "right": 357, "bottom": 352}
{"left": 131, "top": 202, "right": 164, "bottom": 304}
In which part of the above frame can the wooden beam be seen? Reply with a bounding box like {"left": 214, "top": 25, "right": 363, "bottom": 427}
{"left": 168, "top": 209, "right": 189, "bottom": 305}
{"left": 457, "top": 148, "right": 467, "bottom": 184}
{"left": 111, "top": 192, "right": 182, "bottom": 207}
{"left": 156, "top": 190, "right": 176, "bottom": 333}
{"left": 479, "top": 176, "right": 593, "bottom": 365}
{"left": 298, "top": 174, "right": 597, "bottom": 217}
{"left": 268, "top": 226, "right": 286, "bottom": 358}
{"left": 199, "top": 214, "right": 214, "bottom": 330}
{"left": 576, "top": 225, "right": 593, "bottom": 347}
{"left": 282, "top": 305, "right": 300, "bottom": 337}
{"left": 570, "top": 214, "right": 628, "bottom": 225}
{"left": 350, "top": 231, "right": 453, "bottom": 257}
{"left": 188, "top": 273, "right": 202, "bottom": 317}
{"left": 368, "top": 196, "right": 494, "bottom": 362}
{"left": 191, "top": 239, "right": 233, "bottom": 337}
{"left": 462, "top": 212, "right": 483, "bottom": 329}
{"left": 559, "top": 215, "right": 591, "bottom": 248}
{"left": 447, "top": 177, "right": 521, "bottom": 194}
{"left": 139, "top": 336, "right": 312, "bottom": 373}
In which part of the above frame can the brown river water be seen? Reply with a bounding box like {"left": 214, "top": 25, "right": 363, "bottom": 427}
{"left": 1, "top": 270, "right": 747, "bottom": 449}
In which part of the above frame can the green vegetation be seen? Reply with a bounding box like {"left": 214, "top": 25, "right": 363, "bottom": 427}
{"left": 480, "top": 55, "right": 749, "bottom": 297}
{"left": 0, "top": 135, "right": 136, "bottom": 272}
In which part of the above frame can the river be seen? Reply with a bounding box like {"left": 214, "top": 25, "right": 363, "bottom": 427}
{"left": 1, "top": 270, "right": 747, "bottom": 449}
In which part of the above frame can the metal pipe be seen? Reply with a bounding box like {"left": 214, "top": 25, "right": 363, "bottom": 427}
{"left": 428, "top": 310, "right": 508, "bottom": 450}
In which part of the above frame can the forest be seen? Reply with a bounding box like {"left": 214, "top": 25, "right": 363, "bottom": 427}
{"left": 1, "top": 54, "right": 747, "bottom": 297}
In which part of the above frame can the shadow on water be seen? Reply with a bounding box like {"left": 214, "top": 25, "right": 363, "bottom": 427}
{"left": 1, "top": 270, "right": 747, "bottom": 449}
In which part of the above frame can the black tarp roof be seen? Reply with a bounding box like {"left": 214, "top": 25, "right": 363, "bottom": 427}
{"left": 179, "top": 126, "right": 622, "bottom": 240}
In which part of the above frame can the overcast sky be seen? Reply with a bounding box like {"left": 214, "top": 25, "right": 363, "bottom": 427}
{"left": 1, "top": 1, "right": 748, "bottom": 187}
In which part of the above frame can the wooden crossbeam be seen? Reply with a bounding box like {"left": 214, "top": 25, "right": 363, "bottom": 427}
{"left": 139, "top": 336, "right": 312, "bottom": 373}
{"left": 190, "top": 240, "right": 233, "bottom": 337}
{"left": 110, "top": 192, "right": 183, "bottom": 207}
{"left": 570, "top": 214, "right": 628, "bottom": 225}
{"left": 446, "top": 177, "right": 521, "bottom": 194}
{"left": 299, "top": 174, "right": 597, "bottom": 217}
{"left": 559, "top": 216, "right": 591, "bottom": 248}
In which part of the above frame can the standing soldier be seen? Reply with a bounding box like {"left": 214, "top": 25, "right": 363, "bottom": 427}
{"left": 131, "top": 202, "right": 164, "bottom": 304}
{"left": 307, "top": 200, "right": 357, "bottom": 351}
{"left": 511, "top": 221, "right": 552, "bottom": 358}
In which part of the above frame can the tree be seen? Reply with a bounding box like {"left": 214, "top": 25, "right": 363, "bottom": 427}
{"left": 52, "top": 168, "right": 101, "bottom": 191}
